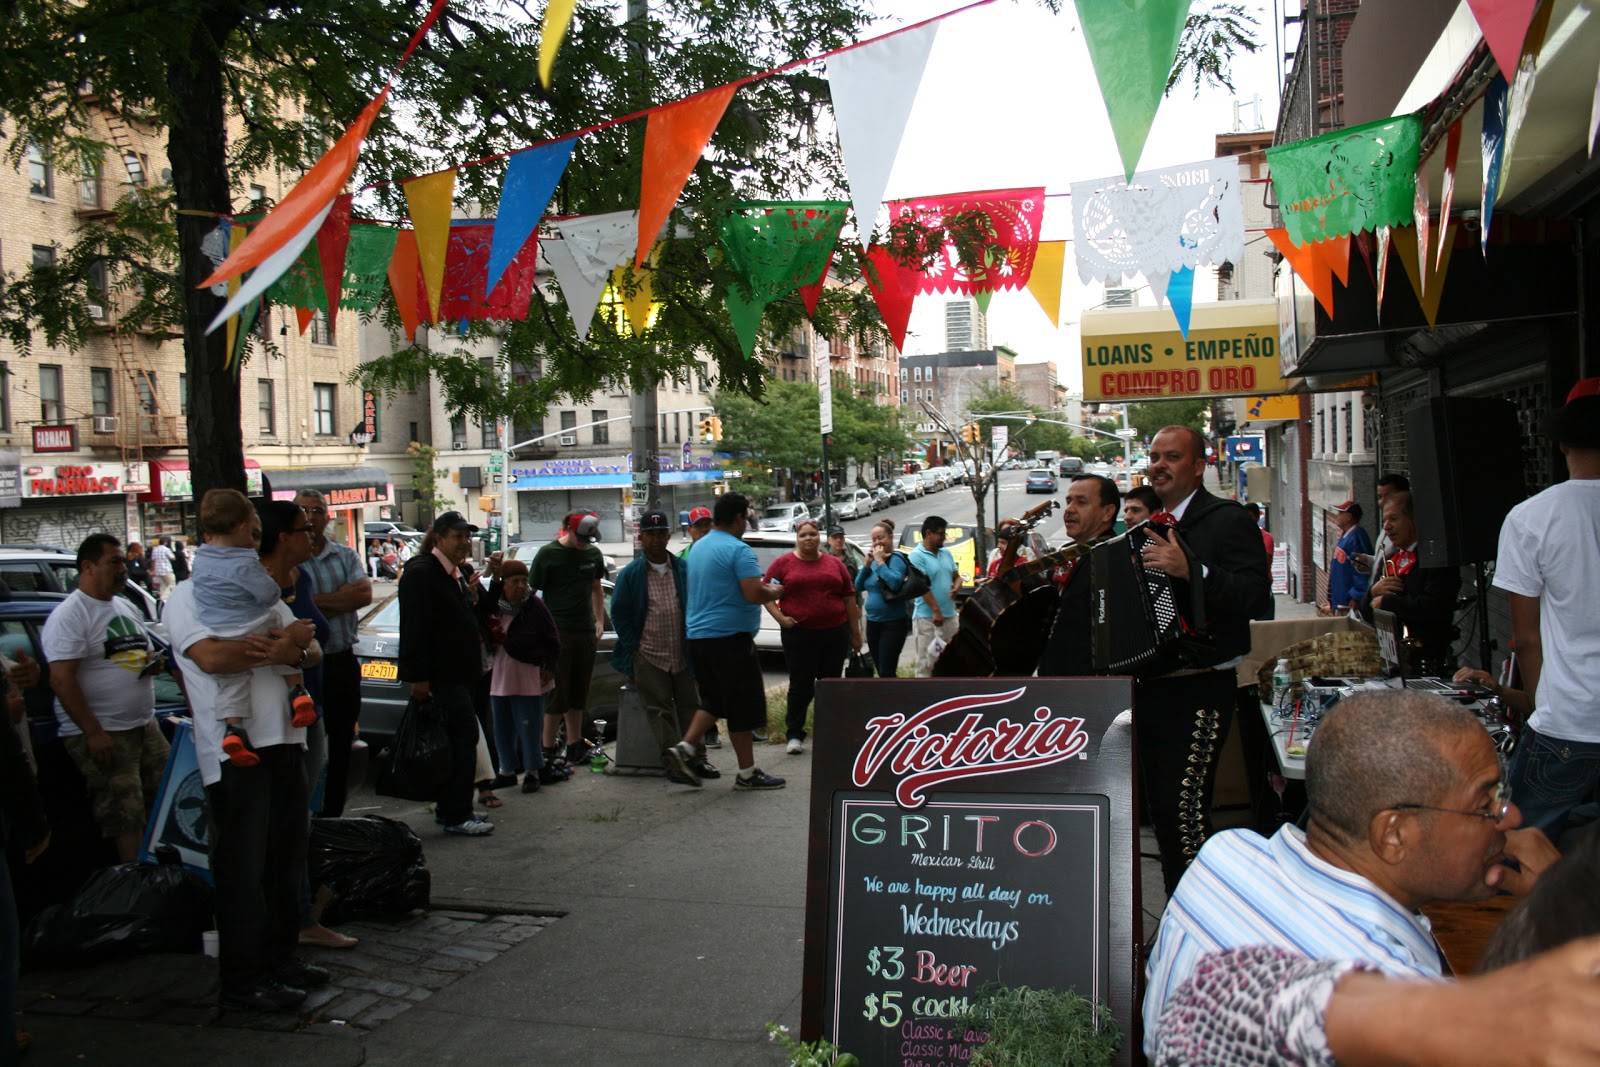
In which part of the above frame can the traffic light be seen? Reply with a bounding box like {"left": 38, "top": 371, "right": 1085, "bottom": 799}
{"left": 698, "top": 416, "right": 715, "bottom": 442}
{"left": 962, "top": 423, "right": 980, "bottom": 445}
{"left": 710, "top": 416, "right": 723, "bottom": 441}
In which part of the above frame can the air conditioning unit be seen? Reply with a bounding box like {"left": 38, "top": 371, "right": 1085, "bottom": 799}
{"left": 86, "top": 304, "right": 105, "bottom": 320}
{"left": 452, "top": 442, "right": 466, "bottom": 451}
{"left": 558, "top": 434, "right": 578, "bottom": 446}
{"left": 91, "top": 415, "right": 119, "bottom": 434}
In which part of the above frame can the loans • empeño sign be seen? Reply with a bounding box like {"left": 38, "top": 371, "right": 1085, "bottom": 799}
{"left": 1081, "top": 298, "right": 1286, "bottom": 402}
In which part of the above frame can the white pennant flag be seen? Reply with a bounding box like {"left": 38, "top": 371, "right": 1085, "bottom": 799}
{"left": 1071, "top": 157, "right": 1245, "bottom": 286}
{"left": 206, "top": 200, "right": 334, "bottom": 335}
{"left": 543, "top": 211, "right": 639, "bottom": 341}
{"left": 827, "top": 22, "right": 939, "bottom": 246}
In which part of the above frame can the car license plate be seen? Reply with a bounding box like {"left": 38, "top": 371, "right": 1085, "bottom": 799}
{"left": 361, "top": 660, "right": 399, "bottom": 681}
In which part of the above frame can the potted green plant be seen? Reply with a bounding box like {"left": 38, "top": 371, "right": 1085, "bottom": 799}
{"left": 765, "top": 1024, "right": 858, "bottom": 1067}
{"left": 951, "top": 983, "right": 1121, "bottom": 1067}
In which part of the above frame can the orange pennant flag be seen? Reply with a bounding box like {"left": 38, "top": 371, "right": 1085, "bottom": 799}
{"left": 636, "top": 86, "right": 737, "bottom": 266}
{"left": 201, "top": 89, "right": 389, "bottom": 288}
{"left": 1025, "top": 241, "right": 1067, "bottom": 326}
{"left": 1392, "top": 223, "right": 1458, "bottom": 326}
{"left": 405, "top": 169, "right": 456, "bottom": 322}
{"left": 388, "top": 230, "right": 422, "bottom": 341}
{"left": 1266, "top": 227, "right": 1335, "bottom": 317}
{"left": 1316, "top": 234, "right": 1352, "bottom": 288}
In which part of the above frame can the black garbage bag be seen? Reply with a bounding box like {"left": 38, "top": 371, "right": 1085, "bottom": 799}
{"left": 21, "top": 857, "right": 213, "bottom": 969}
{"left": 309, "top": 815, "right": 430, "bottom": 925}
{"left": 376, "top": 695, "right": 452, "bottom": 801}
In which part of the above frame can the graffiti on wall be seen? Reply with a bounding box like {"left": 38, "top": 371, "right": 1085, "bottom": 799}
{"left": 1, "top": 503, "right": 124, "bottom": 549}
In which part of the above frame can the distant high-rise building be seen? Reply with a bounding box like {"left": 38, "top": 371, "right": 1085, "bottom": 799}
{"left": 944, "top": 298, "right": 989, "bottom": 351}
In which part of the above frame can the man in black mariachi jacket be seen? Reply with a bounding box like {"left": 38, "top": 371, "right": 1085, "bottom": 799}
{"left": 1138, "top": 426, "right": 1271, "bottom": 895}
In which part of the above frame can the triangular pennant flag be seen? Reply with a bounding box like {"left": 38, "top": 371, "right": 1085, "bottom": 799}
{"left": 1591, "top": 57, "right": 1600, "bottom": 156}
{"left": 1437, "top": 121, "right": 1462, "bottom": 271}
{"left": 544, "top": 211, "right": 640, "bottom": 341}
{"left": 538, "top": 0, "right": 578, "bottom": 89}
{"left": 887, "top": 188, "right": 1047, "bottom": 295}
{"left": 974, "top": 289, "right": 993, "bottom": 316}
{"left": 1499, "top": 0, "right": 1555, "bottom": 194}
{"left": 1393, "top": 222, "right": 1458, "bottom": 327}
{"left": 440, "top": 222, "right": 542, "bottom": 323}
{"left": 1465, "top": 0, "right": 1540, "bottom": 84}
{"left": 224, "top": 222, "right": 247, "bottom": 366}
{"left": 1318, "top": 234, "right": 1352, "bottom": 288}
{"left": 341, "top": 225, "right": 401, "bottom": 312}
{"left": 799, "top": 248, "right": 836, "bottom": 319}
{"left": 388, "top": 229, "right": 422, "bottom": 341}
{"left": 718, "top": 201, "right": 849, "bottom": 310}
{"left": 1481, "top": 75, "right": 1510, "bottom": 256}
{"left": 202, "top": 89, "right": 388, "bottom": 289}
{"left": 1413, "top": 155, "right": 1430, "bottom": 289}
{"left": 725, "top": 283, "right": 768, "bottom": 359}
{"left": 860, "top": 245, "right": 921, "bottom": 353}
{"left": 404, "top": 169, "right": 456, "bottom": 321}
{"left": 827, "top": 21, "right": 940, "bottom": 245}
{"left": 488, "top": 138, "right": 576, "bottom": 295}
{"left": 228, "top": 299, "right": 259, "bottom": 371}
{"left": 207, "top": 199, "right": 335, "bottom": 334}
{"left": 1167, "top": 266, "right": 1194, "bottom": 338}
{"left": 315, "top": 194, "right": 354, "bottom": 331}
{"left": 1375, "top": 225, "right": 1392, "bottom": 317}
{"left": 1074, "top": 0, "right": 1189, "bottom": 180}
{"left": 612, "top": 249, "right": 660, "bottom": 336}
{"left": 1147, "top": 270, "right": 1171, "bottom": 309}
{"left": 636, "top": 85, "right": 737, "bottom": 266}
{"left": 1353, "top": 230, "right": 1376, "bottom": 285}
{"left": 296, "top": 306, "right": 316, "bottom": 335}
{"left": 1266, "top": 227, "right": 1335, "bottom": 317}
{"left": 1025, "top": 241, "right": 1066, "bottom": 326}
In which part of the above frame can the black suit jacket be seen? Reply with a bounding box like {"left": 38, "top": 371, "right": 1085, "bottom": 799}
{"left": 1173, "top": 488, "right": 1272, "bottom": 665}
{"left": 1360, "top": 554, "right": 1460, "bottom": 672}
{"left": 397, "top": 551, "right": 485, "bottom": 687}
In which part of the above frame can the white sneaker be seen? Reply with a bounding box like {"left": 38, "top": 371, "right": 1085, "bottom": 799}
{"left": 443, "top": 817, "right": 495, "bottom": 836}
{"left": 786, "top": 739, "right": 804, "bottom": 755}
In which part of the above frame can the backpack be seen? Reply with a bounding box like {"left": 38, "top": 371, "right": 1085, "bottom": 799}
{"left": 879, "top": 551, "right": 932, "bottom": 605}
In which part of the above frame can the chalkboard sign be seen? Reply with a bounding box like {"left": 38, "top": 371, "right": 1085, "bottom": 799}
{"left": 802, "top": 678, "right": 1138, "bottom": 1067}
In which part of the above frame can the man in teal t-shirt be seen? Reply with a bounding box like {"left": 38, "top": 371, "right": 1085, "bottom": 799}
{"left": 531, "top": 512, "right": 607, "bottom": 765}
{"left": 909, "top": 515, "right": 960, "bottom": 677}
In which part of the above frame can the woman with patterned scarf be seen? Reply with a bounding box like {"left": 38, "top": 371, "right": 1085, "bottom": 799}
{"left": 475, "top": 559, "right": 564, "bottom": 793}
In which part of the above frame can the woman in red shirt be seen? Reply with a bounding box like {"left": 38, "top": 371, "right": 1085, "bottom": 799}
{"left": 765, "top": 519, "right": 862, "bottom": 754}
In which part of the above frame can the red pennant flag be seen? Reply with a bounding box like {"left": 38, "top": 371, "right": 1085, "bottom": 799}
{"left": 1266, "top": 227, "right": 1336, "bottom": 317}
{"left": 860, "top": 245, "right": 921, "bottom": 353}
{"left": 799, "top": 248, "right": 836, "bottom": 319}
{"left": 1466, "top": 0, "right": 1541, "bottom": 82}
{"left": 315, "top": 194, "right": 355, "bottom": 330}
{"left": 295, "top": 306, "right": 316, "bottom": 335}
{"left": 636, "top": 86, "right": 737, "bottom": 266}
{"left": 1353, "top": 230, "right": 1377, "bottom": 285}
{"left": 1437, "top": 121, "right": 1463, "bottom": 271}
{"left": 388, "top": 229, "right": 422, "bottom": 341}
{"left": 438, "top": 222, "right": 541, "bottom": 322}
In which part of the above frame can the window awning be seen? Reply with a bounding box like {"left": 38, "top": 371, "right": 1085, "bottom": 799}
{"left": 263, "top": 463, "right": 394, "bottom": 510}
{"left": 140, "top": 459, "right": 263, "bottom": 503}
{"left": 0, "top": 450, "right": 21, "bottom": 509}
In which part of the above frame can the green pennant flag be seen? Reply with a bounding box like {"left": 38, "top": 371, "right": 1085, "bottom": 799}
{"left": 717, "top": 200, "right": 848, "bottom": 359}
{"left": 725, "top": 283, "right": 768, "bottom": 360}
{"left": 974, "top": 289, "right": 994, "bottom": 316}
{"left": 341, "top": 225, "right": 402, "bottom": 312}
{"left": 1074, "top": 0, "right": 1189, "bottom": 180}
{"left": 263, "top": 240, "right": 328, "bottom": 312}
{"left": 230, "top": 299, "right": 260, "bottom": 372}
{"left": 1266, "top": 113, "right": 1424, "bottom": 247}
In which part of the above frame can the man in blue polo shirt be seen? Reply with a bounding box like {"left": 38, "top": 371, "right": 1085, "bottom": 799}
{"left": 669, "top": 493, "right": 787, "bottom": 790}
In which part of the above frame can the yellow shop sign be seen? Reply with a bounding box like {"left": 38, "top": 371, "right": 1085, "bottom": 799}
{"left": 1082, "top": 299, "right": 1288, "bottom": 401}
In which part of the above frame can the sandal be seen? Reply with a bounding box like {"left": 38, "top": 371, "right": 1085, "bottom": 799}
{"left": 478, "top": 791, "right": 504, "bottom": 808}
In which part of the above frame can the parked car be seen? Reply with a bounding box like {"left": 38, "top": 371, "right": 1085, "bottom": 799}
{"left": 835, "top": 488, "right": 876, "bottom": 520}
{"left": 364, "top": 521, "right": 424, "bottom": 543}
{"left": 871, "top": 487, "right": 891, "bottom": 512}
{"left": 0, "top": 546, "right": 165, "bottom": 637}
{"left": 503, "top": 540, "right": 617, "bottom": 580}
{"left": 1025, "top": 469, "right": 1059, "bottom": 494}
{"left": 898, "top": 524, "right": 1049, "bottom": 595}
{"left": 742, "top": 532, "right": 869, "bottom": 651}
{"left": 885, "top": 480, "right": 909, "bottom": 505}
{"left": 899, "top": 474, "right": 926, "bottom": 498}
{"left": 757, "top": 502, "right": 813, "bottom": 533}
{"left": 353, "top": 583, "right": 623, "bottom": 748}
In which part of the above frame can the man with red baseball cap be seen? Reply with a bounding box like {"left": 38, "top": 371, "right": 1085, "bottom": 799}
{"left": 677, "top": 506, "right": 713, "bottom": 559}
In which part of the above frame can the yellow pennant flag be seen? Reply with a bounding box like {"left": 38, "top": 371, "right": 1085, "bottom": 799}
{"left": 1025, "top": 241, "right": 1066, "bottom": 326}
{"left": 1392, "top": 222, "right": 1458, "bottom": 327}
{"left": 404, "top": 169, "right": 457, "bottom": 322}
{"left": 539, "top": 0, "right": 578, "bottom": 89}
{"left": 224, "top": 224, "right": 248, "bottom": 362}
{"left": 611, "top": 249, "right": 660, "bottom": 336}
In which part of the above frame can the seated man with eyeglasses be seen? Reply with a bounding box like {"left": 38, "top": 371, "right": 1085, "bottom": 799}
{"left": 1142, "top": 689, "right": 1561, "bottom": 1058}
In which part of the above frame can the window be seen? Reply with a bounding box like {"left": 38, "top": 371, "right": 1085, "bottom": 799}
{"left": 178, "top": 373, "right": 187, "bottom": 417}
{"left": 33, "top": 245, "right": 56, "bottom": 270}
{"left": 901, "top": 389, "right": 908, "bottom": 404}
{"left": 309, "top": 310, "right": 334, "bottom": 346}
{"left": 123, "top": 152, "right": 146, "bottom": 187}
{"left": 80, "top": 160, "right": 103, "bottom": 208}
{"left": 592, "top": 409, "right": 609, "bottom": 445}
{"left": 39, "top": 365, "right": 63, "bottom": 423}
{"left": 90, "top": 368, "right": 114, "bottom": 416}
{"left": 900, "top": 368, "right": 908, "bottom": 381}
{"left": 409, "top": 421, "right": 419, "bottom": 442}
{"left": 913, "top": 366, "right": 922, "bottom": 382}
{"left": 258, "top": 380, "right": 276, "bottom": 435}
{"left": 451, "top": 416, "right": 467, "bottom": 449}
{"left": 248, "top": 184, "right": 266, "bottom": 205}
{"left": 560, "top": 410, "right": 577, "bottom": 433}
{"left": 313, "top": 383, "right": 336, "bottom": 436}
{"left": 135, "top": 371, "right": 157, "bottom": 416}
{"left": 926, "top": 365, "right": 934, "bottom": 382}
{"left": 1104, "top": 287, "right": 1135, "bottom": 309}
{"left": 672, "top": 412, "right": 681, "bottom": 444}
{"left": 698, "top": 363, "right": 711, "bottom": 392}
{"left": 480, "top": 418, "right": 500, "bottom": 450}
{"left": 1, "top": 362, "right": 10, "bottom": 431}
{"left": 86, "top": 259, "right": 109, "bottom": 318}
{"left": 27, "top": 144, "right": 52, "bottom": 198}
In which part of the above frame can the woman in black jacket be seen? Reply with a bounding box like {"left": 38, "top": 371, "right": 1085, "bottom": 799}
{"left": 4, "top": 673, "right": 49, "bottom": 1062}
{"left": 476, "top": 560, "right": 564, "bottom": 791}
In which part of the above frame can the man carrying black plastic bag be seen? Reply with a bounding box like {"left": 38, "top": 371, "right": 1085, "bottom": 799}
{"left": 397, "top": 514, "right": 494, "bottom": 837}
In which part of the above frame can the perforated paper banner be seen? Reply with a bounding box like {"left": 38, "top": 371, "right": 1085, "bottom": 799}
{"left": 544, "top": 211, "right": 640, "bottom": 341}
{"left": 341, "top": 225, "right": 401, "bottom": 311}
{"left": 718, "top": 201, "right": 849, "bottom": 301}
{"left": 263, "top": 238, "right": 329, "bottom": 311}
{"left": 1072, "top": 157, "right": 1245, "bottom": 286}
{"left": 438, "top": 222, "right": 541, "bottom": 323}
{"left": 885, "top": 187, "right": 1046, "bottom": 296}
{"left": 1266, "top": 113, "right": 1423, "bottom": 247}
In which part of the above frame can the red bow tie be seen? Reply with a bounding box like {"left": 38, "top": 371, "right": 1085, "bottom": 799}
{"left": 1390, "top": 549, "right": 1417, "bottom": 576}
{"left": 1148, "top": 510, "right": 1177, "bottom": 527}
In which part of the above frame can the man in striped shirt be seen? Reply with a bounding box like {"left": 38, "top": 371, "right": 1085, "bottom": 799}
{"left": 1142, "top": 689, "right": 1559, "bottom": 1057}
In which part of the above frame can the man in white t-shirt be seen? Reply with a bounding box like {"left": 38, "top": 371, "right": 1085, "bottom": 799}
{"left": 1495, "top": 380, "right": 1600, "bottom": 843}
{"left": 166, "top": 492, "right": 325, "bottom": 1013}
{"left": 42, "top": 533, "right": 168, "bottom": 862}
{"left": 149, "top": 538, "right": 176, "bottom": 600}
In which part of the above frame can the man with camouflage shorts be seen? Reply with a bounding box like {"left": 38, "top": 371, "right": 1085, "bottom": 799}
{"left": 532, "top": 511, "right": 608, "bottom": 768}
{"left": 42, "top": 533, "right": 170, "bottom": 861}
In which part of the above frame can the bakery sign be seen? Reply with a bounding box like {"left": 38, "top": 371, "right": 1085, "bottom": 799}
{"left": 24, "top": 462, "right": 124, "bottom": 497}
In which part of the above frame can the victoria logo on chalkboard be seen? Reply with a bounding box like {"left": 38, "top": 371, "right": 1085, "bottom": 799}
{"left": 851, "top": 687, "right": 1092, "bottom": 808}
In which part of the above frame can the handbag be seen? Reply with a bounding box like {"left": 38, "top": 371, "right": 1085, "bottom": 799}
{"left": 844, "top": 650, "right": 876, "bottom": 678}
{"left": 375, "top": 695, "right": 453, "bottom": 801}
{"left": 879, "top": 552, "right": 932, "bottom": 605}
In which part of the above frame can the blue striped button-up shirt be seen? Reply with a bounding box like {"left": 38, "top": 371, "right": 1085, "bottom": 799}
{"left": 1142, "top": 825, "right": 1443, "bottom": 1056}
{"left": 300, "top": 540, "right": 367, "bottom": 655}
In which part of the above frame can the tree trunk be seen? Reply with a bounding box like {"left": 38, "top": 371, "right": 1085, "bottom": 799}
{"left": 165, "top": 11, "right": 247, "bottom": 503}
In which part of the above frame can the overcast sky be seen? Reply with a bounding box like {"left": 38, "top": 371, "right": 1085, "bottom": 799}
{"left": 866, "top": 0, "right": 1285, "bottom": 393}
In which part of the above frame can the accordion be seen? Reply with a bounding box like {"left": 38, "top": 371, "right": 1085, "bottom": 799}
{"left": 1088, "top": 520, "right": 1216, "bottom": 678}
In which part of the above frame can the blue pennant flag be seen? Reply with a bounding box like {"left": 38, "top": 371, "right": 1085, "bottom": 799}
{"left": 1480, "top": 75, "right": 1509, "bottom": 257}
{"left": 487, "top": 137, "right": 577, "bottom": 295}
{"left": 1168, "top": 266, "right": 1194, "bottom": 339}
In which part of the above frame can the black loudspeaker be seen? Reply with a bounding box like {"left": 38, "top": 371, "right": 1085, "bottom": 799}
{"left": 1404, "top": 397, "right": 1525, "bottom": 566}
